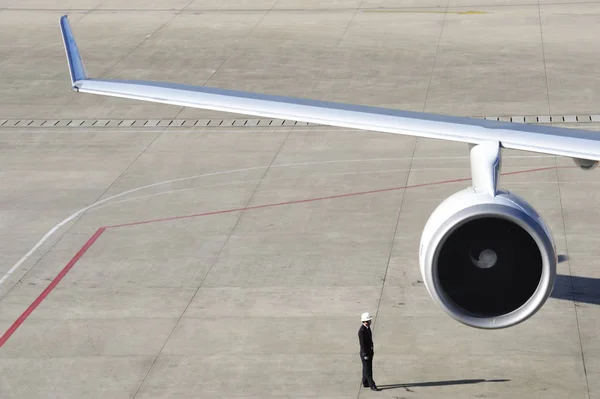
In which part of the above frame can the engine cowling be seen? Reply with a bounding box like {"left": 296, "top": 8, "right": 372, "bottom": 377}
{"left": 573, "top": 158, "right": 598, "bottom": 170}
{"left": 419, "top": 188, "right": 557, "bottom": 329}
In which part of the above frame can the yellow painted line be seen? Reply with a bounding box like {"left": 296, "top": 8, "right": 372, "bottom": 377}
{"left": 362, "top": 10, "right": 488, "bottom": 15}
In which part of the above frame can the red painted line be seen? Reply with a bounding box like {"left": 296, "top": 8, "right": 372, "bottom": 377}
{"left": 0, "top": 164, "right": 568, "bottom": 348}
{"left": 0, "top": 227, "right": 106, "bottom": 348}
{"left": 107, "top": 165, "right": 563, "bottom": 229}
{"left": 107, "top": 178, "right": 469, "bottom": 228}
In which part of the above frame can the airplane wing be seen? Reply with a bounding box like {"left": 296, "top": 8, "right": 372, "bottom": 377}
{"left": 59, "top": 15, "right": 600, "bottom": 162}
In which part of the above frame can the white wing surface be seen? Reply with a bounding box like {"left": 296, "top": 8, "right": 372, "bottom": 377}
{"left": 60, "top": 15, "right": 600, "bottom": 162}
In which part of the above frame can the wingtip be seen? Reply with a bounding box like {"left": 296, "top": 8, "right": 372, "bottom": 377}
{"left": 60, "top": 13, "right": 87, "bottom": 87}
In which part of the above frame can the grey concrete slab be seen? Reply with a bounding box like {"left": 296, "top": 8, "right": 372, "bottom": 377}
{"left": 574, "top": 300, "right": 600, "bottom": 358}
{"left": 448, "top": 0, "right": 531, "bottom": 5}
{"left": 1, "top": 318, "right": 177, "bottom": 358}
{"left": 88, "top": 128, "right": 290, "bottom": 201}
{"left": 0, "top": 283, "right": 199, "bottom": 322}
{"left": 585, "top": 356, "right": 600, "bottom": 399}
{"left": 98, "top": 0, "right": 193, "bottom": 10}
{"left": 0, "top": 10, "right": 87, "bottom": 50}
{"left": 0, "top": 211, "right": 85, "bottom": 277}
{"left": 55, "top": 217, "right": 240, "bottom": 289}
{"left": 313, "top": 54, "right": 434, "bottom": 112}
{"left": 319, "top": 10, "right": 443, "bottom": 110}
{"left": 0, "top": 130, "right": 159, "bottom": 209}
{"left": 0, "top": 230, "right": 121, "bottom": 301}
{"left": 198, "top": 200, "right": 403, "bottom": 288}
{"left": 270, "top": 127, "right": 417, "bottom": 165}
{"left": 162, "top": 316, "right": 358, "bottom": 355}
{"left": 0, "top": 356, "right": 155, "bottom": 399}
{"left": 274, "top": 0, "right": 362, "bottom": 8}
{"left": 135, "top": 354, "right": 359, "bottom": 398}
{"left": 185, "top": 0, "right": 278, "bottom": 10}
{"left": 1, "top": 9, "right": 190, "bottom": 119}
{"left": 206, "top": 48, "right": 331, "bottom": 105}
{"left": 250, "top": 8, "right": 355, "bottom": 48}
{"left": 106, "top": 13, "right": 263, "bottom": 87}
{"left": 360, "top": 1, "right": 447, "bottom": 8}
{"left": 0, "top": 0, "right": 103, "bottom": 8}
{"left": 555, "top": 183, "right": 600, "bottom": 237}
{"left": 425, "top": 6, "right": 550, "bottom": 117}
{"left": 184, "top": 130, "right": 413, "bottom": 289}
{"left": 184, "top": 286, "right": 380, "bottom": 318}
{"left": 541, "top": 3, "right": 600, "bottom": 115}
{"left": 0, "top": 128, "right": 162, "bottom": 293}
{"left": 338, "top": 6, "right": 445, "bottom": 51}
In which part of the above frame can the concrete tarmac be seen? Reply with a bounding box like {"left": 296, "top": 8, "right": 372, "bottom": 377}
{"left": 1, "top": 1, "right": 600, "bottom": 398}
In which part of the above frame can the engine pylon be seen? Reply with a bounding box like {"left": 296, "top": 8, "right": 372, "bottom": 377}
{"left": 469, "top": 141, "right": 501, "bottom": 196}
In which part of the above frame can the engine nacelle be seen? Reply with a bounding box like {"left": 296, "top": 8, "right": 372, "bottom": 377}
{"left": 573, "top": 158, "right": 598, "bottom": 170}
{"left": 419, "top": 188, "right": 557, "bottom": 329}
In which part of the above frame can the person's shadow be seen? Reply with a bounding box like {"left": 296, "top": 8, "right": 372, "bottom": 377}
{"left": 377, "top": 378, "right": 510, "bottom": 391}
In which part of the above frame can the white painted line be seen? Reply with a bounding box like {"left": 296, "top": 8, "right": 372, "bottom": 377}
{"left": 89, "top": 166, "right": 564, "bottom": 212}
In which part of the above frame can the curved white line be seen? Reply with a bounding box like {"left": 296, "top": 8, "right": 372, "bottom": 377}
{"left": 1, "top": 157, "right": 404, "bottom": 287}
{"left": 0, "top": 165, "right": 268, "bottom": 287}
{"left": 0, "top": 155, "right": 558, "bottom": 288}
{"left": 90, "top": 165, "right": 499, "bottom": 212}
{"left": 89, "top": 167, "right": 414, "bottom": 212}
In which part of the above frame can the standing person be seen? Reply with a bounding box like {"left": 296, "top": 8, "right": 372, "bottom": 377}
{"left": 358, "top": 312, "right": 380, "bottom": 391}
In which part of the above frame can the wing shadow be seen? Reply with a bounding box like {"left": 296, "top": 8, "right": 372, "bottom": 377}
{"left": 551, "top": 274, "right": 600, "bottom": 305}
{"left": 549, "top": 254, "right": 600, "bottom": 305}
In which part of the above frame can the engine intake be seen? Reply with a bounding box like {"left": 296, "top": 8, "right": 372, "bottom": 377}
{"left": 573, "top": 158, "right": 598, "bottom": 170}
{"left": 419, "top": 188, "right": 557, "bottom": 329}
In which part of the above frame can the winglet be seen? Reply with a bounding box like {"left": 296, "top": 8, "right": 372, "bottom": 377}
{"left": 59, "top": 15, "right": 87, "bottom": 89}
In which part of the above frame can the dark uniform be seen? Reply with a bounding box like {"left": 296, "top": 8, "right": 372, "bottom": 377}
{"left": 358, "top": 323, "right": 378, "bottom": 390}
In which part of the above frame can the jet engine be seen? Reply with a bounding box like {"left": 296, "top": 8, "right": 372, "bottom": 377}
{"left": 419, "top": 188, "right": 557, "bottom": 329}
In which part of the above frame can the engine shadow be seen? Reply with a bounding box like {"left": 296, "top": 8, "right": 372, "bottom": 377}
{"left": 377, "top": 378, "right": 510, "bottom": 391}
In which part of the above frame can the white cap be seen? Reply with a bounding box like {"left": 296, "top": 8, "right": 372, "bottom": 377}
{"left": 361, "top": 312, "right": 372, "bottom": 322}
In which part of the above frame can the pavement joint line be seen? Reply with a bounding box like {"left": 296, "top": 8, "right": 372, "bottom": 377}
{"left": 554, "top": 160, "right": 591, "bottom": 399}
{"left": 1, "top": 115, "right": 600, "bottom": 128}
